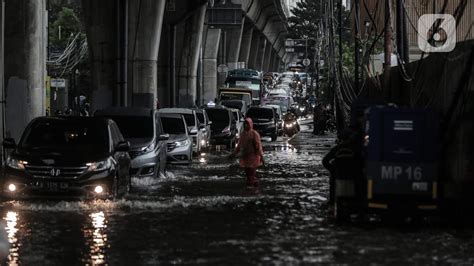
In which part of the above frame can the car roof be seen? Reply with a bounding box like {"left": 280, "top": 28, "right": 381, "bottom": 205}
{"left": 158, "top": 113, "right": 184, "bottom": 119}
{"left": 158, "top": 108, "right": 195, "bottom": 115}
{"left": 31, "top": 116, "right": 111, "bottom": 127}
{"left": 263, "top": 104, "right": 281, "bottom": 109}
{"left": 95, "top": 107, "right": 154, "bottom": 117}
{"left": 248, "top": 106, "right": 274, "bottom": 110}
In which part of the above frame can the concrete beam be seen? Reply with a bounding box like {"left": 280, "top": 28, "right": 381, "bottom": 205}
{"left": 128, "top": 0, "right": 166, "bottom": 108}
{"left": 4, "top": 0, "right": 46, "bottom": 141}
{"left": 177, "top": 4, "right": 206, "bottom": 107}
{"left": 202, "top": 28, "right": 221, "bottom": 105}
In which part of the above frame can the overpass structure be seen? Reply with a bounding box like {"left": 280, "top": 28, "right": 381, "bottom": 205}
{"left": 0, "top": 0, "right": 292, "bottom": 142}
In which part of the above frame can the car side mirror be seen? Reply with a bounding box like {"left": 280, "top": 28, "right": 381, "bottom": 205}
{"left": 3, "top": 138, "right": 16, "bottom": 149}
{"left": 199, "top": 124, "right": 205, "bottom": 129}
{"left": 189, "top": 128, "right": 198, "bottom": 135}
{"left": 159, "top": 134, "right": 169, "bottom": 141}
{"left": 115, "top": 141, "right": 130, "bottom": 152}
{"left": 208, "top": 121, "right": 213, "bottom": 125}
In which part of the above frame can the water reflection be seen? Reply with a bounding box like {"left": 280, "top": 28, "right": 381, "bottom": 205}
{"left": 84, "top": 211, "right": 108, "bottom": 265}
{"left": 4, "top": 211, "right": 19, "bottom": 265}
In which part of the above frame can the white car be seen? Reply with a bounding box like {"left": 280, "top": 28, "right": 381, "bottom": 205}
{"left": 230, "top": 109, "right": 244, "bottom": 140}
{"left": 158, "top": 108, "right": 204, "bottom": 154}
{"left": 195, "top": 108, "right": 211, "bottom": 150}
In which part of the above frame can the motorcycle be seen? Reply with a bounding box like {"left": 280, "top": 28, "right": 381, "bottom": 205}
{"left": 283, "top": 113, "right": 300, "bottom": 137}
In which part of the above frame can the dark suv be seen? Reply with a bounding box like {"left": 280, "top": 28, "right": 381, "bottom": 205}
{"left": 2, "top": 117, "right": 131, "bottom": 199}
{"left": 95, "top": 107, "right": 169, "bottom": 178}
{"left": 205, "top": 106, "right": 237, "bottom": 149}
{"left": 245, "top": 106, "right": 278, "bottom": 141}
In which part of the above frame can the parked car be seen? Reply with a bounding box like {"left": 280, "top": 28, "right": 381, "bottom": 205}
{"left": 230, "top": 108, "right": 244, "bottom": 140}
{"left": 220, "top": 99, "right": 248, "bottom": 115}
{"left": 205, "top": 106, "right": 238, "bottom": 149}
{"left": 262, "top": 104, "right": 284, "bottom": 136}
{"left": 194, "top": 108, "right": 211, "bottom": 150}
{"left": 159, "top": 108, "right": 204, "bottom": 154}
{"left": 245, "top": 106, "right": 278, "bottom": 141}
{"left": 2, "top": 117, "right": 131, "bottom": 199}
{"left": 95, "top": 107, "right": 169, "bottom": 178}
{"left": 158, "top": 113, "right": 193, "bottom": 165}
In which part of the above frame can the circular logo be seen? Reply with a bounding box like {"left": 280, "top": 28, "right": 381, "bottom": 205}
{"left": 303, "top": 58, "right": 311, "bottom": 66}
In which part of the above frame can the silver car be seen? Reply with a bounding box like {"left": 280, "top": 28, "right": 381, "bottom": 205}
{"left": 159, "top": 108, "right": 204, "bottom": 154}
{"left": 158, "top": 113, "right": 193, "bottom": 165}
{"left": 195, "top": 108, "right": 211, "bottom": 150}
{"left": 94, "top": 107, "right": 169, "bottom": 178}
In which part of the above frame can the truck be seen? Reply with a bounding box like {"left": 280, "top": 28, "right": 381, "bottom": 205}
{"left": 333, "top": 106, "right": 440, "bottom": 221}
{"left": 218, "top": 87, "right": 253, "bottom": 109}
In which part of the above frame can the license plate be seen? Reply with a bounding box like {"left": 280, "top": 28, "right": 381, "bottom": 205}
{"left": 34, "top": 181, "right": 69, "bottom": 191}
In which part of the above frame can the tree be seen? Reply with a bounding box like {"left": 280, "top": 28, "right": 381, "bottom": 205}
{"left": 49, "top": 7, "right": 82, "bottom": 49}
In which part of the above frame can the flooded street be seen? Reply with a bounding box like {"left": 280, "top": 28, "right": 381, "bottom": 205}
{"left": 1, "top": 119, "right": 474, "bottom": 265}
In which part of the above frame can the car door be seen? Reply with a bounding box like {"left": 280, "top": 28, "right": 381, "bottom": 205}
{"left": 194, "top": 111, "right": 204, "bottom": 151}
{"left": 110, "top": 122, "right": 130, "bottom": 186}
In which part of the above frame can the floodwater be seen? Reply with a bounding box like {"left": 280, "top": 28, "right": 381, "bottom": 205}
{"left": 1, "top": 120, "right": 474, "bottom": 265}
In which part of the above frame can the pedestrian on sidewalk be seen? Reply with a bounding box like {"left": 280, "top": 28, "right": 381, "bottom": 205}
{"left": 229, "top": 118, "right": 265, "bottom": 187}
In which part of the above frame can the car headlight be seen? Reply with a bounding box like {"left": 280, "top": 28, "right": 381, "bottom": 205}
{"left": 175, "top": 139, "right": 191, "bottom": 147}
{"left": 6, "top": 157, "right": 27, "bottom": 170}
{"left": 222, "top": 126, "right": 231, "bottom": 135}
{"left": 143, "top": 142, "right": 155, "bottom": 153}
{"left": 87, "top": 158, "right": 114, "bottom": 172}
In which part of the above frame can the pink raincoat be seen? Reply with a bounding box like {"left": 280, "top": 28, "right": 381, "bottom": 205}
{"left": 234, "top": 118, "right": 264, "bottom": 168}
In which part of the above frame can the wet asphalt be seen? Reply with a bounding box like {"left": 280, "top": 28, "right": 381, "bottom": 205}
{"left": 1, "top": 118, "right": 474, "bottom": 265}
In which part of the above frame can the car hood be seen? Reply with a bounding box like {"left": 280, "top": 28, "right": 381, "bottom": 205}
{"left": 12, "top": 149, "right": 110, "bottom": 166}
{"left": 167, "top": 134, "right": 188, "bottom": 142}
{"left": 126, "top": 138, "right": 153, "bottom": 150}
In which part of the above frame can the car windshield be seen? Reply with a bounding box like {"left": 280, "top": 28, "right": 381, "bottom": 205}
{"left": 246, "top": 108, "right": 273, "bottom": 120}
{"left": 105, "top": 116, "right": 153, "bottom": 139}
{"left": 183, "top": 114, "right": 195, "bottom": 127}
{"left": 206, "top": 109, "right": 229, "bottom": 125}
{"left": 20, "top": 120, "right": 109, "bottom": 152}
{"left": 196, "top": 112, "right": 205, "bottom": 124}
{"left": 221, "top": 101, "right": 243, "bottom": 110}
{"left": 161, "top": 117, "right": 186, "bottom": 135}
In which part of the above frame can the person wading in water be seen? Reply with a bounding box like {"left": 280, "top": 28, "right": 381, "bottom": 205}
{"left": 229, "top": 118, "right": 265, "bottom": 187}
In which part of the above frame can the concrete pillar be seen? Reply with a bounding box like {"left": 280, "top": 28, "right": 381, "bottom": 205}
{"left": 247, "top": 31, "right": 260, "bottom": 69}
{"left": 272, "top": 56, "right": 280, "bottom": 72}
{"left": 4, "top": 0, "right": 46, "bottom": 141}
{"left": 262, "top": 45, "right": 272, "bottom": 73}
{"left": 238, "top": 25, "right": 253, "bottom": 68}
{"left": 128, "top": 0, "right": 166, "bottom": 108}
{"left": 82, "top": 0, "right": 117, "bottom": 111}
{"left": 224, "top": 20, "right": 244, "bottom": 70}
{"left": 255, "top": 36, "right": 267, "bottom": 71}
{"left": 269, "top": 50, "right": 276, "bottom": 72}
{"left": 203, "top": 28, "right": 221, "bottom": 105}
{"left": 177, "top": 4, "right": 206, "bottom": 107}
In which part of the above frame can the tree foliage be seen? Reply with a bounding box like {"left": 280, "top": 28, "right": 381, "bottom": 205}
{"left": 49, "top": 7, "right": 82, "bottom": 49}
{"left": 288, "top": 1, "right": 324, "bottom": 39}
